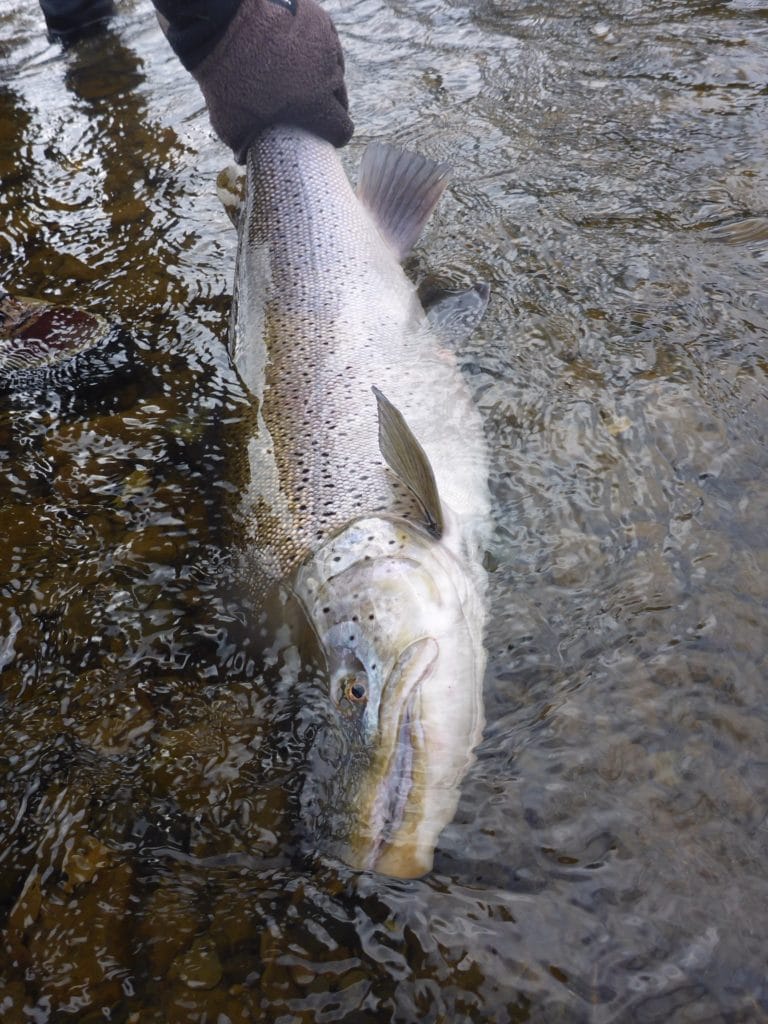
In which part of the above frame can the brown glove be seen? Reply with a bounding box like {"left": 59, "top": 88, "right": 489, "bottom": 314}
{"left": 191, "top": 0, "right": 353, "bottom": 161}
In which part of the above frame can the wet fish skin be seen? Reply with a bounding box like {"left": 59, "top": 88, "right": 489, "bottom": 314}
{"left": 229, "top": 125, "right": 489, "bottom": 877}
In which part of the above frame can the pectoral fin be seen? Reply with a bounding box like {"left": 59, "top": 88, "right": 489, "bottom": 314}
{"left": 372, "top": 386, "right": 443, "bottom": 537}
{"left": 357, "top": 144, "right": 451, "bottom": 261}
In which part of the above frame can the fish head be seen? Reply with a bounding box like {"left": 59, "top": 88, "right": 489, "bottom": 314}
{"left": 295, "top": 516, "right": 486, "bottom": 878}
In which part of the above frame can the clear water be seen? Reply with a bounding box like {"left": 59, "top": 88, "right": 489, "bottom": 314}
{"left": 1, "top": 0, "right": 767, "bottom": 1020}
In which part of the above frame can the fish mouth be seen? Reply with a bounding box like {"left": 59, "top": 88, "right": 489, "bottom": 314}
{"left": 351, "top": 636, "right": 438, "bottom": 878}
{"left": 367, "top": 688, "right": 420, "bottom": 871}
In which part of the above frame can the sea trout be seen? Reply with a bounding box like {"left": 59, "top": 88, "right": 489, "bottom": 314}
{"left": 225, "top": 126, "right": 490, "bottom": 878}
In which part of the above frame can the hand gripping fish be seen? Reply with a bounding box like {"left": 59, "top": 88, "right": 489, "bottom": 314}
{"left": 221, "top": 126, "right": 490, "bottom": 878}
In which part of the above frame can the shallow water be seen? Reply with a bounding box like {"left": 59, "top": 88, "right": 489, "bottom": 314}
{"left": 1, "top": 0, "right": 768, "bottom": 1020}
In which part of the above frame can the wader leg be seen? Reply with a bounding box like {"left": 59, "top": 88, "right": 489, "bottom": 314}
{"left": 38, "top": 0, "right": 116, "bottom": 42}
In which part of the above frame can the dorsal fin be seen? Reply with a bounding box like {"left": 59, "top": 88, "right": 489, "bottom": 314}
{"left": 372, "top": 386, "right": 443, "bottom": 537}
{"left": 357, "top": 144, "right": 451, "bottom": 261}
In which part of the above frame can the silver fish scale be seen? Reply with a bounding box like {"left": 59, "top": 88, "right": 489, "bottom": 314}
{"left": 230, "top": 126, "right": 485, "bottom": 593}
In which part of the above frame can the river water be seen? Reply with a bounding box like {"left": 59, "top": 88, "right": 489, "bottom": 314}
{"left": 1, "top": 0, "right": 767, "bottom": 1020}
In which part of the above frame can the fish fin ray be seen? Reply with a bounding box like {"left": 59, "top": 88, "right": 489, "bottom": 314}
{"left": 424, "top": 281, "right": 490, "bottom": 343}
{"left": 372, "top": 386, "right": 443, "bottom": 537}
{"left": 357, "top": 144, "right": 451, "bottom": 261}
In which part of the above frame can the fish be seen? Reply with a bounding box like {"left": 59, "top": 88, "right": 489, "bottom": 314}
{"left": 224, "top": 125, "right": 490, "bottom": 878}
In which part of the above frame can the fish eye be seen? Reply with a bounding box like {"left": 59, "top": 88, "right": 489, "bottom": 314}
{"left": 344, "top": 677, "right": 367, "bottom": 703}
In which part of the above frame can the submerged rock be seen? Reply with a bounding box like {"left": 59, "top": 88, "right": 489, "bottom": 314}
{"left": 0, "top": 293, "right": 108, "bottom": 375}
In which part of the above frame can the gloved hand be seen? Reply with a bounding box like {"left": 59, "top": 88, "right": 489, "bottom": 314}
{"left": 189, "top": 0, "right": 353, "bottom": 161}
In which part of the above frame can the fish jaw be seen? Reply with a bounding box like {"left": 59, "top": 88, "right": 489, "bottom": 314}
{"left": 348, "top": 636, "right": 437, "bottom": 877}
{"left": 348, "top": 630, "right": 484, "bottom": 878}
{"left": 294, "top": 516, "right": 486, "bottom": 878}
